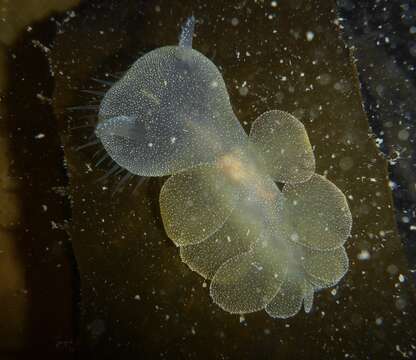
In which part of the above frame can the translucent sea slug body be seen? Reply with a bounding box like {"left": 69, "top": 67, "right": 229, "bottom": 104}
{"left": 95, "top": 17, "right": 352, "bottom": 318}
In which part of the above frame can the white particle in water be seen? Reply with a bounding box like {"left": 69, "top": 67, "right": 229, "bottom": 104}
{"left": 398, "top": 129, "right": 409, "bottom": 141}
{"left": 340, "top": 156, "right": 354, "bottom": 171}
{"left": 387, "top": 264, "right": 398, "bottom": 275}
{"left": 306, "top": 31, "right": 315, "bottom": 41}
{"left": 388, "top": 181, "right": 397, "bottom": 190}
{"left": 239, "top": 86, "right": 249, "bottom": 96}
{"left": 395, "top": 297, "right": 406, "bottom": 310}
{"left": 357, "top": 250, "right": 370, "bottom": 260}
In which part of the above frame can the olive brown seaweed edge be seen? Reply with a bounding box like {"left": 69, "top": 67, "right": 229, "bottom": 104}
{"left": 94, "top": 16, "right": 352, "bottom": 319}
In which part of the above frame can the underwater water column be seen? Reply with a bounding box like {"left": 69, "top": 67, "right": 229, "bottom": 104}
{"left": 49, "top": 0, "right": 416, "bottom": 358}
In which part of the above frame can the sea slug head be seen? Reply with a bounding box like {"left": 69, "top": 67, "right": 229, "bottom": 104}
{"left": 95, "top": 19, "right": 246, "bottom": 177}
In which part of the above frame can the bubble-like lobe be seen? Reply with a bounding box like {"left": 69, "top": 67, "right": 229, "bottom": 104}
{"left": 281, "top": 174, "right": 352, "bottom": 250}
{"left": 180, "top": 207, "right": 261, "bottom": 279}
{"left": 265, "top": 272, "right": 311, "bottom": 319}
{"left": 253, "top": 174, "right": 351, "bottom": 318}
{"left": 96, "top": 46, "right": 247, "bottom": 177}
{"left": 249, "top": 110, "right": 315, "bottom": 184}
{"left": 210, "top": 243, "right": 287, "bottom": 314}
{"left": 201, "top": 172, "right": 351, "bottom": 317}
{"left": 159, "top": 164, "right": 240, "bottom": 246}
{"left": 301, "top": 246, "right": 349, "bottom": 288}
{"left": 264, "top": 242, "right": 347, "bottom": 318}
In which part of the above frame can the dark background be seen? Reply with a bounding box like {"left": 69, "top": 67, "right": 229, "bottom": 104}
{"left": 338, "top": 0, "right": 416, "bottom": 278}
{"left": 1, "top": 0, "right": 415, "bottom": 358}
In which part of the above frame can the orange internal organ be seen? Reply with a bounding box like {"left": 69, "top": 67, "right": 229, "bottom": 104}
{"left": 217, "top": 153, "right": 277, "bottom": 202}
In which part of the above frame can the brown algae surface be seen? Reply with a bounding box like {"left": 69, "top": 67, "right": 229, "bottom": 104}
{"left": 51, "top": 0, "right": 416, "bottom": 358}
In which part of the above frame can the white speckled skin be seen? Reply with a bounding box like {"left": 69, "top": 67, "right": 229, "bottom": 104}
{"left": 95, "top": 17, "right": 352, "bottom": 318}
